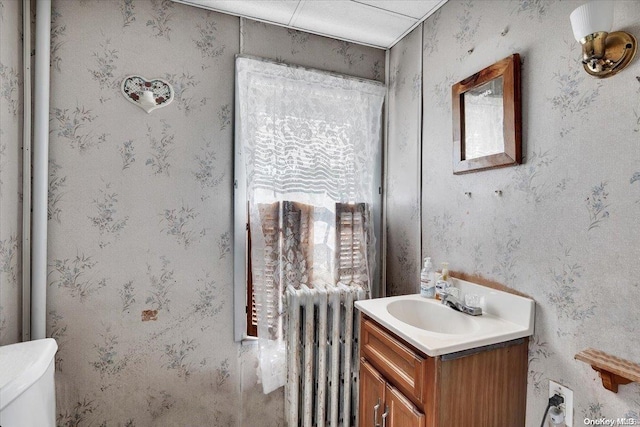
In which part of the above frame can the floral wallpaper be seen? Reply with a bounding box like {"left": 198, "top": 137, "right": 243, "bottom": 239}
{"left": 0, "top": 0, "right": 23, "bottom": 346}
{"left": 385, "top": 26, "right": 422, "bottom": 297}
{"left": 240, "top": 18, "right": 384, "bottom": 83}
{"left": 47, "top": 1, "right": 240, "bottom": 424}
{"left": 388, "top": 0, "right": 640, "bottom": 423}
{"left": 20, "top": 1, "right": 385, "bottom": 426}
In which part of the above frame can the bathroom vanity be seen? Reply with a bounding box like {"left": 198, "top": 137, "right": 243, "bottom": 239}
{"left": 355, "top": 279, "right": 535, "bottom": 427}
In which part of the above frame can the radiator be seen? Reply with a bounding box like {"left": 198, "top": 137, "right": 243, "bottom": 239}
{"left": 285, "top": 283, "right": 368, "bottom": 427}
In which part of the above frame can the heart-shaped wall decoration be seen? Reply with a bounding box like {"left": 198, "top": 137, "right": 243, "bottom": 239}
{"left": 121, "top": 75, "right": 174, "bottom": 113}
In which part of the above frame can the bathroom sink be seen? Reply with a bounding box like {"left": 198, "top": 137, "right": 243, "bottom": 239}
{"left": 355, "top": 278, "right": 535, "bottom": 356}
{"left": 386, "top": 299, "right": 480, "bottom": 334}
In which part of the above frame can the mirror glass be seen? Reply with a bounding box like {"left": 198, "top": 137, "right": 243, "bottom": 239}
{"left": 463, "top": 77, "right": 504, "bottom": 160}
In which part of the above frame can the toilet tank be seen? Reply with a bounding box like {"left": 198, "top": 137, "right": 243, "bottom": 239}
{"left": 0, "top": 338, "right": 58, "bottom": 427}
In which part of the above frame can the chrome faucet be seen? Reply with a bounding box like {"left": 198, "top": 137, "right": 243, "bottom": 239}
{"left": 441, "top": 293, "right": 482, "bottom": 316}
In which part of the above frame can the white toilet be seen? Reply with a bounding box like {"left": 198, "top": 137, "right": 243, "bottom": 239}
{"left": 0, "top": 338, "right": 58, "bottom": 427}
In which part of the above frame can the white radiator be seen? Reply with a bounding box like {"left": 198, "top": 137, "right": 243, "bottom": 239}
{"left": 285, "top": 283, "right": 367, "bottom": 427}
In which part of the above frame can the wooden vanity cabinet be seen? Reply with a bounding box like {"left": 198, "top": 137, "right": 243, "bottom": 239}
{"left": 385, "top": 383, "right": 426, "bottom": 426}
{"left": 358, "top": 316, "right": 528, "bottom": 427}
{"left": 359, "top": 359, "right": 386, "bottom": 427}
{"left": 359, "top": 359, "right": 425, "bottom": 427}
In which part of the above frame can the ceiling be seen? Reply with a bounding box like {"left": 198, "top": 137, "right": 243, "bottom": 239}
{"left": 173, "top": 0, "right": 448, "bottom": 49}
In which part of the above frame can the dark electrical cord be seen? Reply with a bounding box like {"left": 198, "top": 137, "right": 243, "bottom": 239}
{"left": 540, "top": 394, "right": 565, "bottom": 427}
{"left": 539, "top": 401, "right": 552, "bottom": 427}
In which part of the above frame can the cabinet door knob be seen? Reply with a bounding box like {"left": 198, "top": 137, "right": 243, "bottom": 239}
{"left": 381, "top": 406, "right": 389, "bottom": 427}
{"left": 373, "top": 398, "right": 381, "bottom": 427}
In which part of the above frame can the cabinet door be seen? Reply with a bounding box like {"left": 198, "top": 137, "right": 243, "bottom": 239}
{"left": 385, "top": 383, "right": 425, "bottom": 427}
{"left": 359, "top": 358, "right": 386, "bottom": 427}
{"left": 361, "top": 319, "right": 429, "bottom": 405}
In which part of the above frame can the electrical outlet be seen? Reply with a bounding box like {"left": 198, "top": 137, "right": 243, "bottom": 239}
{"left": 549, "top": 380, "right": 573, "bottom": 426}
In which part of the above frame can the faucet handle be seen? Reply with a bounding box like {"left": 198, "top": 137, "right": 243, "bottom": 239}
{"left": 435, "top": 279, "right": 451, "bottom": 297}
{"left": 464, "top": 293, "right": 481, "bottom": 308}
{"left": 446, "top": 286, "right": 460, "bottom": 299}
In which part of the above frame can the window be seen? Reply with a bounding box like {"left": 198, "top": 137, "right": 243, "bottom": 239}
{"left": 233, "top": 56, "right": 385, "bottom": 341}
{"left": 244, "top": 202, "right": 370, "bottom": 337}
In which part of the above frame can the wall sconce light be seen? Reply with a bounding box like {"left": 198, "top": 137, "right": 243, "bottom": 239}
{"left": 121, "top": 75, "right": 174, "bottom": 113}
{"left": 570, "top": 1, "right": 637, "bottom": 78}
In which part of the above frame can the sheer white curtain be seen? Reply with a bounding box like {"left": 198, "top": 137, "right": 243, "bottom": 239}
{"left": 236, "top": 56, "right": 385, "bottom": 393}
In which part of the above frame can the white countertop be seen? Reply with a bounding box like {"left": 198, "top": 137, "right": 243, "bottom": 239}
{"left": 355, "top": 278, "right": 535, "bottom": 357}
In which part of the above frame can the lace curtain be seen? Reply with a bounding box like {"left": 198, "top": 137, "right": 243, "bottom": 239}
{"left": 236, "top": 56, "right": 386, "bottom": 393}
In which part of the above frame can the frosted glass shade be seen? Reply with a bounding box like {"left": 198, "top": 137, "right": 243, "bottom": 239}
{"left": 570, "top": 1, "right": 614, "bottom": 42}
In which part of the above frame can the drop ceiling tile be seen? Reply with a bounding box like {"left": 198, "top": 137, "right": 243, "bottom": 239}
{"left": 292, "top": 0, "right": 416, "bottom": 47}
{"left": 353, "top": 0, "right": 444, "bottom": 19}
{"left": 180, "top": 0, "right": 300, "bottom": 25}
{"left": 174, "top": 0, "right": 449, "bottom": 48}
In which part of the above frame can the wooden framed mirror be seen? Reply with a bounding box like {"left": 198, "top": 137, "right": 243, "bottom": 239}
{"left": 452, "top": 54, "right": 521, "bottom": 174}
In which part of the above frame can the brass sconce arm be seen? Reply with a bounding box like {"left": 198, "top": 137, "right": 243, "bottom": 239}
{"left": 571, "top": 2, "right": 637, "bottom": 79}
{"left": 580, "top": 31, "right": 637, "bottom": 78}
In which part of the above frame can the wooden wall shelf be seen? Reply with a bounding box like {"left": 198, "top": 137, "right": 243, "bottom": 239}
{"left": 575, "top": 348, "right": 640, "bottom": 393}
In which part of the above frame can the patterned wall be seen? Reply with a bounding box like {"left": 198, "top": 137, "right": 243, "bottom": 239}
{"left": 385, "top": 26, "right": 423, "bottom": 297}
{"left": 48, "top": 1, "right": 241, "bottom": 424}
{"left": 389, "top": 0, "right": 639, "bottom": 423}
{"left": 241, "top": 18, "right": 384, "bottom": 82}
{"left": 40, "top": 1, "right": 385, "bottom": 426}
{"left": 0, "top": 0, "right": 24, "bottom": 346}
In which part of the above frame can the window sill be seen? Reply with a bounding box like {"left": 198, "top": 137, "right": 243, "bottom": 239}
{"left": 240, "top": 336, "right": 259, "bottom": 346}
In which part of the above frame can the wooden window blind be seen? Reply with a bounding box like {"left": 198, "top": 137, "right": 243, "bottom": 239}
{"left": 336, "top": 203, "right": 368, "bottom": 287}
{"left": 246, "top": 223, "right": 257, "bottom": 337}
{"left": 247, "top": 202, "right": 368, "bottom": 337}
{"left": 247, "top": 202, "right": 281, "bottom": 338}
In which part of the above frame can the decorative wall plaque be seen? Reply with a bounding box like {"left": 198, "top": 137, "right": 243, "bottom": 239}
{"left": 121, "top": 75, "right": 174, "bottom": 114}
